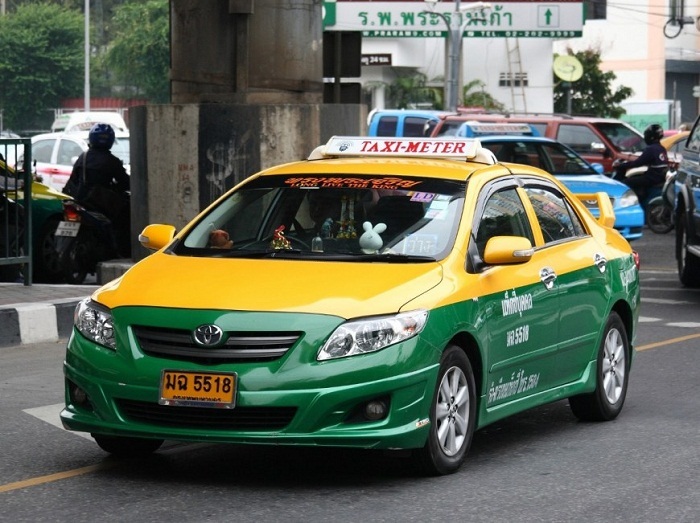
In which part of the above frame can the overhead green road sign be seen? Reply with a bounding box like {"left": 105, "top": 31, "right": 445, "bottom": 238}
{"left": 323, "top": 1, "right": 584, "bottom": 38}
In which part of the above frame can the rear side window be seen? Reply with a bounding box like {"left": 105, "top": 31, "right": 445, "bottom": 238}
{"left": 555, "top": 125, "right": 601, "bottom": 154}
{"left": 404, "top": 117, "right": 432, "bottom": 137}
{"left": 687, "top": 123, "right": 700, "bottom": 153}
{"left": 525, "top": 186, "right": 586, "bottom": 243}
{"left": 376, "top": 116, "right": 398, "bottom": 137}
{"left": 32, "top": 139, "right": 56, "bottom": 163}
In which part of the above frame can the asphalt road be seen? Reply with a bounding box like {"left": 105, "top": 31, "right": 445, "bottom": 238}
{"left": 1, "top": 230, "right": 699, "bottom": 523}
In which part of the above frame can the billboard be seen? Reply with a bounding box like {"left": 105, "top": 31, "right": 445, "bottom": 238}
{"left": 323, "top": 1, "right": 584, "bottom": 38}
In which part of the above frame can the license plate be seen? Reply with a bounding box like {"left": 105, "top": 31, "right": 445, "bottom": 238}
{"left": 159, "top": 370, "right": 237, "bottom": 408}
{"left": 55, "top": 221, "right": 80, "bottom": 237}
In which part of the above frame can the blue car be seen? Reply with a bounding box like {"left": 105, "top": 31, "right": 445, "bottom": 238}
{"left": 478, "top": 135, "right": 644, "bottom": 241}
{"left": 367, "top": 109, "right": 449, "bottom": 138}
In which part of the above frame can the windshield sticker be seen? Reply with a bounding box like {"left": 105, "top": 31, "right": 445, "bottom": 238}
{"left": 501, "top": 289, "right": 533, "bottom": 318}
{"left": 409, "top": 191, "right": 435, "bottom": 203}
{"left": 284, "top": 177, "right": 422, "bottom": 190}
{"left": 487, "top": 369, "right": 540, "bottom": 405}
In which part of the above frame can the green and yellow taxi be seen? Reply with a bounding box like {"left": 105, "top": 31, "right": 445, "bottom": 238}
{"left": 60, "top": 136, "right": 640, "bottom": 475}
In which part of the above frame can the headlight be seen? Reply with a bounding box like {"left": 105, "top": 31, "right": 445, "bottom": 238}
{"left": 74, "top": 298, "right": 116, "bottom": 350}
{"left": 318, "top": 310, "right": 428, "bottom": 361}
{"left": 618, "top": 189, "right": 639, "bottom": 208}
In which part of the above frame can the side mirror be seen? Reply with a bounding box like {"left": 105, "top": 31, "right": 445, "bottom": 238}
{"left": 483, "top": 236, "right": 534, "bottom": 265}
{"left": 591, "top": 142, "right": 606, "bottom": 153}
{"left": 139, "top": 224, "right": 176, "bottom": 251}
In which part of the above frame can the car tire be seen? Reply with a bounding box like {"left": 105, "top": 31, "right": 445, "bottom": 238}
{"left": 33, "top": 216, "right": 64, "bottom": 283}
{"left": 569, "top": 312, "right": 629, "bottom": 422}
{"left": 645, "top": 200, "right": 674, "bottom": 234}
{"left": 92, "top": 434, "right": 164, "bottom": 457}
{"left": 61, "top": 239, "right": 89, "bottom": 285}
{"left": 413, "top": 345, "right": 476, "bottom": 476}
{"left": 676, "top": 215, "right": 700, "bottom": 287}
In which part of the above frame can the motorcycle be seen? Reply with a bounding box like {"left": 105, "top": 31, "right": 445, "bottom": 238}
{"left": 645, "top": 169, "right": 676, "bottom": 234}
{"left": 613, "top": 163, "right": 671, "bottom": 233}
{"left": 54, "top": 193, "right": 130, "bottom": 284}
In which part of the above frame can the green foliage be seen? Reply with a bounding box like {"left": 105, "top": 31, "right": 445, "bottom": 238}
{"left": 461, "top": 79, "right": 505, "bottom": 111}
{"left": 553, "top": 48, "right": 633, "bottom": 118}
{"left": 0, "top": 3, "right": 84, "bottom": 130}
{"left": 104, "top": 0, "right": 170, "bottom": 103}
{"left": 386, "top": 72, "right": 438, "bottom": 109}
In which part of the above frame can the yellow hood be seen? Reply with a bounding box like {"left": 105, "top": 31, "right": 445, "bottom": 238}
{"left": 95, "top": 252, "right": 443, "bottom": 319}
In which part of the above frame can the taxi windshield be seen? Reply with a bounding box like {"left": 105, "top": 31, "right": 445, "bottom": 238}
{"left": 174, "top": 175, "right": 466, "bottom": 261}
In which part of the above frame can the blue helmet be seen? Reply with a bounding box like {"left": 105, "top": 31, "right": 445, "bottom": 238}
{"left": 88, "top": 123, "right": 115, "bottom": 150}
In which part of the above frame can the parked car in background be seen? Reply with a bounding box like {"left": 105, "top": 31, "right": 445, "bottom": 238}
{"left": 673, "top": 120, "right": 700, "bottom": 286}
{"left": 51, "top": 111, "right": 128, "bottom": 133}
{"left": 28, "top": 131, "right": 130, "bottom": 192}
{"left": 432, "top": 113, "right": 646, "bottom": 174}
{"left": 367, "top": 109, "right": 448, "bottom": 137}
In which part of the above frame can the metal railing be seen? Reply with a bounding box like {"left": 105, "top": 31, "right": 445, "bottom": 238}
{"left": 1, "top": 138, "right": 33, "bottom": 285}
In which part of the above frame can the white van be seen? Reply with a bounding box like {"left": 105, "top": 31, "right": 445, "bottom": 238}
{"left": 51, "top": 111, "right": 128, "bottom": 133}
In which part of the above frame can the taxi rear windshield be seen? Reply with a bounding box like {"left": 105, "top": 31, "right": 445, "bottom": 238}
{"left": 174, "top": 175, "right": 466, "bottom": 261}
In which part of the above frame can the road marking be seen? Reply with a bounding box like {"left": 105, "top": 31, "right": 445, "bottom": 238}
{"left": 0, "top": 463, "right": 114, "bottom": 494}
{"left": 667, "top": 322, "right": 700, "bottom": 328}
{"left": 641, "top": 297, "right": 693, "bottom": 305}
{"left": 639, "top": 316, "right": 661, "bottom": 322}
{"left": 23, "top": 404, "right": 92, "bottom": 440}
{"left": 637, "top": 332, "right": 700, "bottom": 352}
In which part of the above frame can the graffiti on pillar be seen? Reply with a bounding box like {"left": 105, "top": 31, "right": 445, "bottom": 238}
{"left": 204, "top": 129, "right": 253, "bottom": 199}
{"left": 177, "top": 162, "right": 197, "bottom": 226}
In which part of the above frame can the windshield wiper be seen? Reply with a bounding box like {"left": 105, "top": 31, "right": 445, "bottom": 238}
{"left": 357, "top": 253, "right": 436, "bottom": 263}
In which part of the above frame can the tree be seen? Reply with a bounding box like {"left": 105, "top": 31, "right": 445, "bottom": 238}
{"left": 553, "top": 48, "right": 633, "bottom": 118}
{"left": 103, "top": 0, "right": 170, "bottom": 103}
{"left": 386, "top": 72, "right": 438, "bottom": 109}
{"left": 461, "top": 79, "right": 505, "bottom": 111}
{"left": 0, "top": 3, "right": 84, "bottom": 130}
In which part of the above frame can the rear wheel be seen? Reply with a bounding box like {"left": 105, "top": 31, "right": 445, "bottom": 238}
{"left": 60, "top": 239, "right": 89, "bottom": 284}
{"left": 413, "top": 345, "right": 476, "bottom": 475}
{"left": 676, "top": 216, "right": 700, "bottom": 287}
{"left": 92, "top": 434, "right": 164, "bottom": 457}
{"left": 569, "top": 312, "right": 629, "bottom": 421}
{"left": 645, "top": 200, "right": 674, "bottom": 234}
{"left": 33, "top": 216, "right": 64, "bottom": 283}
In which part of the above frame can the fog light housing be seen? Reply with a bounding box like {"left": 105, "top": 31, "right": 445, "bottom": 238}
{"left": 68, "top": 380, "right": 93, "bottom": 411}
{"left": 345, "top": 396, "right": 390, "bottom": 423}
{"left": 364, "top": 399, "right": 388, "bottom": 421}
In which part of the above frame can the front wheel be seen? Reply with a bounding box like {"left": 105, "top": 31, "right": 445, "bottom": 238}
{"left": 413, "top": 345, "right": 476, "bottom": 475}
{"left": 569, "top": 312, "right": 629, "bottom": 421}
{"left": 92, "top": 434, "right": 164, "bottom": 457}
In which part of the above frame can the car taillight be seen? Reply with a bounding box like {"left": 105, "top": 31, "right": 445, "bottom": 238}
{"left": 62, "top": 201, "right": 82, "bottom": 222}
{"left": 632, "top": 251, "right": 640, "bottom": 270}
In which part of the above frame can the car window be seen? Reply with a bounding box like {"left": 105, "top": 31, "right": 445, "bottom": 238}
{"left": 112, "top": 137, "right": 130, "bottom": 165}
{"left": 525, "top": 186, "right": 587, "bottom": 243}
{"left": 57, "top": 139, "right": 85, "bottom": 166}
{"left": 555, "top": 125, "right": 601, "bottom": 155}
{"left": 593, "top": 122, "right": 645, "bottom": 153}
{"left": 687, "top": 124, "right": 700, "bottom": 152}
{"left": 376, "top": 116, "right": 399, "bottom": 137}
{"left": 404, "top": 117, "right": 432, "bottom": 137}
{"left": 473, "top": 187, "right": 534, "bottom": 257}
{"left": 32, "top": 139, "right": 56, "bottom": 163}
{"left": 176, "top": 175, "right": 466, "bottom": 261}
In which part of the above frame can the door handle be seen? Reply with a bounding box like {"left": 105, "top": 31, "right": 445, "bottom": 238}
{"left": 540, "top": 267, "right": 557, "bottom": 290}
{"left": 594, "top": 253, "right": 607, "bottom": 273}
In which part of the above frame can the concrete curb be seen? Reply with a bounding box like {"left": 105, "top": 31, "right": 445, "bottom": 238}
{"left": 0, "top": 299, "right": 83, "bottom": 348}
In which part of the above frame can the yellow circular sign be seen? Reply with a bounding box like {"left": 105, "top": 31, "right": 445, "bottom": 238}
{"left": 553, "top": 55, "right": 583, "bottom": 82}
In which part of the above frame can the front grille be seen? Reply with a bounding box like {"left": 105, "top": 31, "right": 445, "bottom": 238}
{"left": 116, "top": 399, "right": 296, "bottom": 430}
{"left": 132, "top": 325, "right": 301, "bottom": 363}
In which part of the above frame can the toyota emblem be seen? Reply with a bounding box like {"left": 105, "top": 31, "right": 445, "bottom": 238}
{"left": 193, "top": 324, "right": 224, "bottom": 346}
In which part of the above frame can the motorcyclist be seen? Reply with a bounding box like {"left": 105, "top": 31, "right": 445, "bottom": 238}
{"left": 63, "top": 123, "right": 130, "bottom": 255}
{"left": 613, "top": 123, "right": 668, "bottom": 203}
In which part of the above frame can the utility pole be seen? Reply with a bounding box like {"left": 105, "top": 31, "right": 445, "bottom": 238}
{"left": 424, "top": 1, "right": 491, "bottom": 112}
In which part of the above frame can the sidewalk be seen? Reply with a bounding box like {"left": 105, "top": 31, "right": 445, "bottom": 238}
{"left": 0, "top": 282, "right": 100, "bottom": 347}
